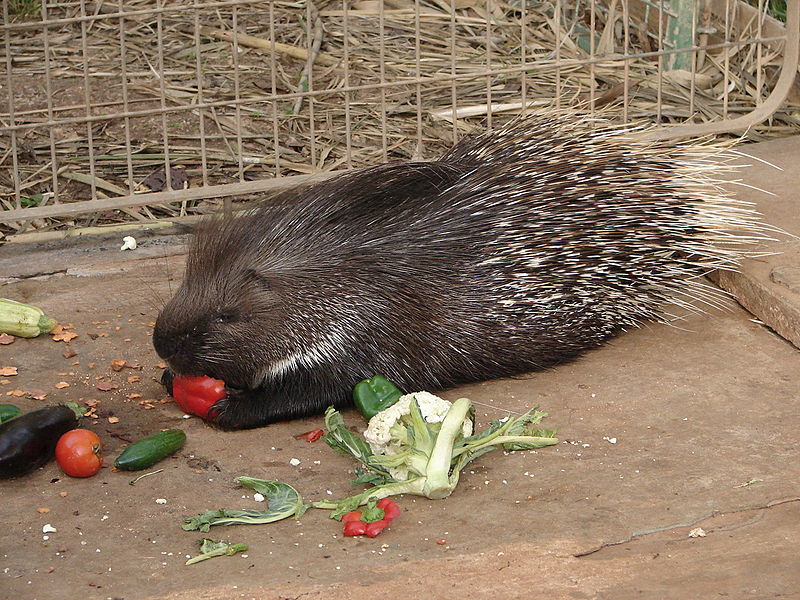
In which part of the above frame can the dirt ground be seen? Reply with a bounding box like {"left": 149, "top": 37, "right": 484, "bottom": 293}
{"left": 2, "top": 137, "right": 799, "bottom": 600}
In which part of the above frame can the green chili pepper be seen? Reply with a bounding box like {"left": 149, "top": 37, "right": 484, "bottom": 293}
{"left": 352, "top": 375, "right": 403, "bottom": 420}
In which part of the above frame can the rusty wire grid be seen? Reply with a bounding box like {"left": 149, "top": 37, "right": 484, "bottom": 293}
{"left": 0, "top": 0, "right": 798, "bottom": 240}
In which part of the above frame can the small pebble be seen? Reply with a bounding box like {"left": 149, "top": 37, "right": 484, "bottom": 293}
{"left": 155, "top": 498, "right": 167, "bottom": 504}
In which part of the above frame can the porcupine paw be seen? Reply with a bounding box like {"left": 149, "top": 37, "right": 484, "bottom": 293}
{"left": 160, "top": 368, "right": 175, "bottom": 396}
{"left": 208, "top": 386, "right": 272, "bottom": 431}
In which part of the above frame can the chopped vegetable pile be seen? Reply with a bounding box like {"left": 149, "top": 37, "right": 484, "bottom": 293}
{"left": 182, "top": 379, "right": 559, "bottom": 537}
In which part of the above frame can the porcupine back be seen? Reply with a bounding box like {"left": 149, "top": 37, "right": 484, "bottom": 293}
{"left": 158, "top": 113, "right": 768, "bottom": 427}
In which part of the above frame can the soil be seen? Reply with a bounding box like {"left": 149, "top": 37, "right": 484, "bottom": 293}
{"left": 1, "top": 137, "right": 799, "bottom": 600}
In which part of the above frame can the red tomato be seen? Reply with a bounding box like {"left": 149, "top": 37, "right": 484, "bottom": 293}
{"left": 55, "top": 429, "right": 103, "bottom": 478}
{"left": 172, "top": 375, "right": 226, "bottom": 418}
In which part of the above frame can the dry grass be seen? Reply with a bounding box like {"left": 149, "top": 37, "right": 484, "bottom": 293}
{"left": 0, "top": 0, "right": 797, "bottom": 237}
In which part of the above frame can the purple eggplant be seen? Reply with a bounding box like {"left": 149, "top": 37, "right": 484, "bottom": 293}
{"left": 0, "top": 405, "right": 78, "bottom": 478}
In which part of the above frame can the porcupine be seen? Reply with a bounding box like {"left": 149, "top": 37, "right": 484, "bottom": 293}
{"left": 153, "top": 114, "right": 765, "bottom": 430}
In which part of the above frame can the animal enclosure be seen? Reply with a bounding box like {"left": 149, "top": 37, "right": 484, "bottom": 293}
{"left": 0, "top": 0, "right": 798, "bottom": 240}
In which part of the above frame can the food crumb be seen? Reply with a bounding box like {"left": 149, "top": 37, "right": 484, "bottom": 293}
{"left": 155, "top": 498, "right": 167, "bottom": 505}
{"left": 689, "top": 527, "right": 707, "bottom": 538}
{"left": 253, "top": 493, "right": 265, "bottom": 502}
{"left": 289, "top": 458, "right": 301, "bottom": 466}
{"left": 42, "top": 524, "right": 57, "bottom": 534}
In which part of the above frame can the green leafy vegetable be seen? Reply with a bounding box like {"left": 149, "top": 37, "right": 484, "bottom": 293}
{"left": 182, "top": 479, "right": 305, "bottom": 532}
{"left": 185, "top": 538, "right": 248, "bottom": 565}
{"left": 313, "top": 391, "right": 558, "bottom": 514}
{"left": 321, "top": 407, "right": 394, "bottom": 481}
{"left": 323, "top": 392, "right": 558, "bottom": 504}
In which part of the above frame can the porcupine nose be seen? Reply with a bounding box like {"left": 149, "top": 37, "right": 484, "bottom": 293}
{"left": 152, "top": 325, "right": 176, "bottom": 360}
{"left": 152, "top": 316, "right": 183, "bottom": 361}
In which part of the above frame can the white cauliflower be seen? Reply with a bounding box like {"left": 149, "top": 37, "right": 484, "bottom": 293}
{"left": 363, "top": 392, "right": 473, "bottom": 480}
{"left": 320, "top": 389, "right": 557, "bottom": 505}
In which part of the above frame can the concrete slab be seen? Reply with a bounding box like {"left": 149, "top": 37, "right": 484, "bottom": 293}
{"left": 1, "top": 138, "right": 799, "bottom": 600}
{"left": 716, "top": 135, "right": 800, "bottom": 349}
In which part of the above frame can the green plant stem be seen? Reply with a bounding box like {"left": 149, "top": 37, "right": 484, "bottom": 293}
{"left": 422, "top": 397, "right": 473, "bottom": 499}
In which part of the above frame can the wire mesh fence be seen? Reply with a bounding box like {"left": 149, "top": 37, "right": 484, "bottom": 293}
{"left": 0, "top": 0, "right": 798, "bottom": 239}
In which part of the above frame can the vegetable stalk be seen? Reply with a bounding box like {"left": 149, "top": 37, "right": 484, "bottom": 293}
{"left": 422, "top": 397, "right": 472, "bottom": 499}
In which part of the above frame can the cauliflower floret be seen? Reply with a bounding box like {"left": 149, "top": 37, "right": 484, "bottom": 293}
{"left": 364, "top": 392, "right": 473, "bottom": 475}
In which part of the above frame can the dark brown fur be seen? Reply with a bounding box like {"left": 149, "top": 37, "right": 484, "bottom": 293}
{"left": 153, "top": 116, "right": 762, "bottom": 429}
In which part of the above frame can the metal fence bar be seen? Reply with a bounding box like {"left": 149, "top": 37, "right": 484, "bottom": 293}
{"left": 193, "top": 0, "right": 209, "bottom": 188}
{"left": 232, "top": 6, "right": 245, "bottom": 184}
{"left": 2, "top": 0, "right": 20, "bottom": 210}
{"left": 268, "top": 1, "right": 279, "bottom": 179}
{"left": 41, "top": 0, "right": 59, "bottom": 204}
{"left": 379, "top": 0, "right": 388, "bottom": 161}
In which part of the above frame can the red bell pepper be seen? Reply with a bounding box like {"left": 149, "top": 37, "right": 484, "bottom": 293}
{"left": 293, "top": 428, "right": 324, "bottom": 443}
{"left": 172, "top": 375, "right": 226, "bottom": 419}
{"left": 341, "top": 497, "right": 400, "bottom": 538}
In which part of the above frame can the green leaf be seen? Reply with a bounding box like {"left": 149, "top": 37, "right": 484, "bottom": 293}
{"left": 504, "top": 407, "right": 548, "bottom": 435}
{"left": 460, "top": 418, "right": 507, "bottom": 445}
{"left": 351, "top": 467, "right": 395, "bottom": 486}
{"left": 359, "top": 497, "right": 385, "bottom": 523}
{"left": 182, "top": 509, "right": 285, "bottom": 532}
{"left": 450, "top": 444, "right": 497, "bottom": 474}
{"left": 500, "top": 436, "right": 559, "bottom": 451}
{"left": 185, "top": 538, "right": 248, "bottom": 565}
{"left": 182, "top": 479, "right": 304, "bottom": 532}
{"left": 321, "top": 407, "right": 390, "bottom": 477}
{"left": 20, "top": 193, "right": 44, "bottom": 208}
{"left": 64, "top": 401, "right": 88, "bottom": 419}
{"left": 237, "top": 478, "right": 306, "bottom": 518}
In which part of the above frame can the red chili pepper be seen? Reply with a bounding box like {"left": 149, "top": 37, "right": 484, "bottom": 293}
{"left": 365, "top": 519, "right": 389, "bottom": 538}
{"left": 293, "top": 428, "right": 324, "bottom": 443}
{"left": 341, "top": 498, "right": 400, "bottom": 538}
